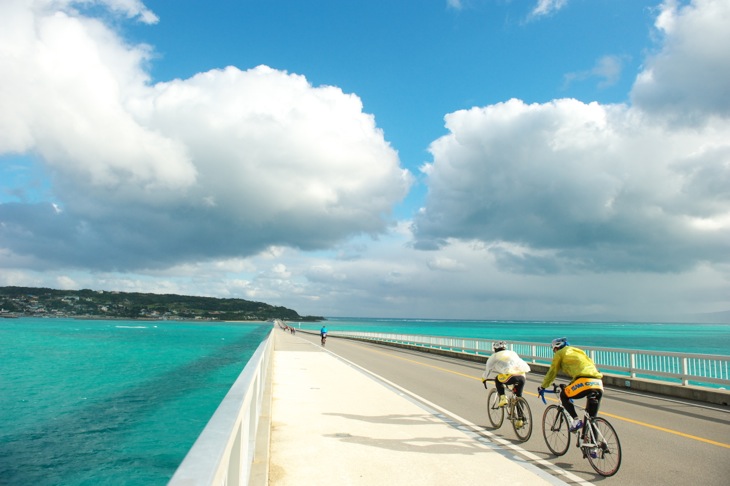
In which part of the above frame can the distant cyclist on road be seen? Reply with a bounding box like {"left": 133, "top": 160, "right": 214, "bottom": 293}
{"left": 320, "top": 325, "right": 328, "bottom": 345}
{"left": 538, "top": 337, "right": 604, "bottom": 432}
{"left": 481, "top": 341, "right": 530, "bottom": 407}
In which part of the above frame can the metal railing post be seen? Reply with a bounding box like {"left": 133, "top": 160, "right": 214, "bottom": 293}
{"left": 332, "top": 330, "right": 729, "bottom": 388}
{"left": 630, "top": 352, "right": 636, "bottom": 379}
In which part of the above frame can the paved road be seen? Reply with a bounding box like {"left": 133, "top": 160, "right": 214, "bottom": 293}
{"left": 300, "top": 332, "right": 730, "bottom": 485}
{"left": 269, "top": 332, "right": 565, "bottom": 485}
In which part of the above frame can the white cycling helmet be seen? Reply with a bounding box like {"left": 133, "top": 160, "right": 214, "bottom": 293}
{"left": 551, "top": 337, "right": 569, "bottom": 352}
{"left": 493, "top": 340, "right": 507, "bottom": 352}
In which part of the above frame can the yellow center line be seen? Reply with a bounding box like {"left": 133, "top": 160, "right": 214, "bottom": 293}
{"left": 346, "top": 340, "right": 730, "bottom": 450}
{"left": 598, "top": 413, "right": 730, "bottom": 449}
{"left": 357, "top": 341, "right": 480, "bottom": 380}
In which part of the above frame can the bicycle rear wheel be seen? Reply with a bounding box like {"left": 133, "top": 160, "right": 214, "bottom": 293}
{"left": 542, "top": 405, "right": 570, "bottom": 456}
{"left": 586, "top": 417, "right": 622, "bottom": 476}
{"left": 486, "top": 388, "right": 504, "bottom": 428}
{"left": 512, "top": 397, "right": 533, "bottom": 442}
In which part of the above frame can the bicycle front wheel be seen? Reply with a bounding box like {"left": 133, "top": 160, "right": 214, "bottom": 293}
{"left": 542, "top": 405, "right": 570, "bottom": 456}
{"left": 512, "top": 397, "right": 533, "bottom": 442}
{"left": 586, "top": 417, "right": 622, "bottom": 476}
{"left": 486, "top": 388, "right": 504, "bottom": 428}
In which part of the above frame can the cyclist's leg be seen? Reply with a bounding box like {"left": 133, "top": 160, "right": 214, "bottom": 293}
{"left": 509, "top": 375, "right": 526, "bottom": 397}
{"left": 586, "top": 389, "right": 602, "bottom": 418}
{"left": 494, "top": 378, "right": 509, "bottom": 406}
{"left": 494, "top": 378, "right": 506, "bottom": 396}
{"left": 559, "top": 388, "right": 578, "bottom": 419}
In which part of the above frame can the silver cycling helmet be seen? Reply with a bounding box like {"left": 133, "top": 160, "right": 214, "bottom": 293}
{"left": 492, "top": 340, "right": 507, "bottom": 352}
{"left": 551, "top": 337, "right": 569, "bottom": 352}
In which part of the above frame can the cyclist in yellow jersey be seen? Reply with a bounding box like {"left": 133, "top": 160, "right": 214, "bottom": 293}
{"left": 482, "top": 341, "right": 530, "bottom": 407}
{"left": 538, "top": 337, "right": 603, "bottom": 432}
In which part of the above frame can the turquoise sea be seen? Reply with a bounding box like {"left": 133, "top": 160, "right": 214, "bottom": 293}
{"left": 1, "top": 318, "right": 272, "bottom": 486}
{"left": 2, "top": 317, "right": 729, "bottom": 485}
{"left": 298, "top": 317, "right": 730, "bottom": 356}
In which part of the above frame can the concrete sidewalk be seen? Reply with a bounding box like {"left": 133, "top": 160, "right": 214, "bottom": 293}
{"left": 268, "top": 331, "right": 565, "bottom": 485}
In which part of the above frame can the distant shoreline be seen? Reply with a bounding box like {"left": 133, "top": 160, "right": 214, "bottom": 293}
{"left": 0, "top": 285, "right": 325, "bottom": 322}
{"left": 1, "top": 314, "right": 272, "bottom": 323}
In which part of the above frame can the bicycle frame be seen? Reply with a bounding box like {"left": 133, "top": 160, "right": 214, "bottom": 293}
{"left": 540, "top": 385, "right": 595, "bottom": 444}
{"left": 539, "top": 384, "right": 622, "bottom": 476}
{"left": 485, "top": 379, "right": 532, "bottom": 442}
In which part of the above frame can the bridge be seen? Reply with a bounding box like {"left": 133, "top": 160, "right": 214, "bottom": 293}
{"left": 169, "top": 325, "right": 730, "bottom": 485}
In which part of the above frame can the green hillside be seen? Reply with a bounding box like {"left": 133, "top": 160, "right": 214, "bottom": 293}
{"left": 0, "top": 286, "right": 324, "bottom": 322}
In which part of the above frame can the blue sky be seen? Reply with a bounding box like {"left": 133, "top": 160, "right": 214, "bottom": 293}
{"left": 1, "top": 0, "right": 729, "bottom": 322}
{"left": 125, "top": 0, "right": 653, "bottom": 218}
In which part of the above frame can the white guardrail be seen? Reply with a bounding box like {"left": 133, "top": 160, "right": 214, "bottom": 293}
{"left": 168, "top": 327, "right": 273, "bottom": 486}
{"left": 333, "top": 331, "right": 730, "bottom": 388}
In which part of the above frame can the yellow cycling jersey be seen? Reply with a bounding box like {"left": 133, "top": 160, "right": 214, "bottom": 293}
{"left": 541, "top": 346, "right": 602, "bottom": 389}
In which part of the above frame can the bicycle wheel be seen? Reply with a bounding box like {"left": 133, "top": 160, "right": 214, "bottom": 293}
{"left": 511, "top": 397, "right": 533, "bottom": 442}
{"left": 586, "top": 417, "right": 622, "bottom": 476}
{"left": 486, "top": 388, "right": 504, "bottom": 428}
{"left": 542, "top": 405, "right": 570, "bottom": 456}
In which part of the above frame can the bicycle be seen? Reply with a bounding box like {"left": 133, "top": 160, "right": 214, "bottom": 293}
{"left": 539, "top": 384, "right": 622, "bottom": 476}
{"left": 485, "top": 379, "right": 533, "bottom": 442}
{"left": 320, "top": 334, "right": 327, "bottom": 346}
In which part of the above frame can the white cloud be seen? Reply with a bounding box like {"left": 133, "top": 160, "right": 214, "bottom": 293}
{"left": 229, "top": 236, "right": 729, "bottom": 320}
{"left": 0, "top": 0, "right": 192, "bottom": 190}
{"left": 0, "top": 1, "right": 412, "bottom": 271}
{"left": 55, "top": 275, "right": 79, "bottom": 290}
{"left": 1, "top": 0, "right": 728, "bottom": 322}
{"left": 136, "top": 65, "right": 409, "bottom": 230}
{"left": 427, "top": 257, "right": 466, "bottom": 272}
{"left": 98, "top": 0, "right": 159, "bottom": 24}
{"left": 632, "top": 0, "right": 730, "bottom": 122}
{"left": 46, "top": 0, "right": 159, "bottom": 24}
{"left": 564, "top": 55, "right": 628, "bottom": 89}
{"left": 413, "top": 0, "right": 730, "bottom": 275}
{"left": 1, "top": 222, "right": 727, "bottom": 320}
{"left": 414, "top": 97, "right": 730, "bottom": 272}
{"left": 531, "top": 0, "right": 569, "bottom": 18}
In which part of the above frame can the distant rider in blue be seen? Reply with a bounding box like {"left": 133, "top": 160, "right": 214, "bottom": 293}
{"left": 320, "top": 326, "right": 328, "bottom": 338}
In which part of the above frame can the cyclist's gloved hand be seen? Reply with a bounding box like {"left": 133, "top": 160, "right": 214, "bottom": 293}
{"left": 482, "top": 379, "right": 488, "bottom": 389}
{"left": 537, "top": 386, "right": 545, "bottom": 395}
